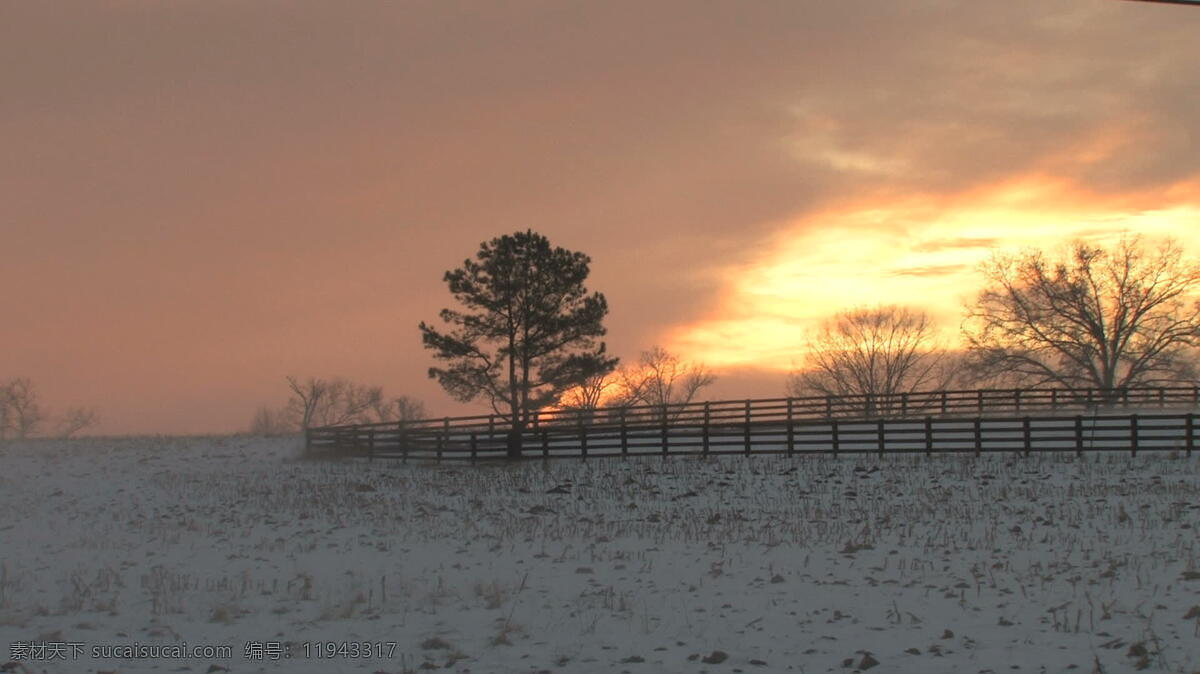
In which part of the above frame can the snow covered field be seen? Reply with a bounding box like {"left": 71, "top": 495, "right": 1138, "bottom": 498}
{"left": 2, "top": 436, "right": 1199, "bottom": 673}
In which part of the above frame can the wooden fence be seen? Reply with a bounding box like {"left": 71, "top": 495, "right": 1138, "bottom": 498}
{"left": 305, "top": 385, "right": 1200, "bottom": 461}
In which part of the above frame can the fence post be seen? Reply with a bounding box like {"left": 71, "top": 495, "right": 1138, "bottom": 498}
{"left": 1075, "top": 415, "right": 1083, "bottom": 458}
{"left": 1187, "top": 414, "right": 1194, "bottom": 458}
{"left": 744, "top": 399, "right": 752, "bottom": 456}
{"left": 1014, "top": 389, "right": 1021, "bottom": 414}
{"left": 661, "top": 405, "right": 669, "bottom": 456}
{"left": 621, "top": 408, "right": 629, "bottom": 458}
{"left": 702, "top": 402, "right": 710, "bottom": 456}
{"left": 542, "top": 429, "right": 549, "bottom": 459}
{"left": 825, "top": 395, "right": 833, "bottom": 418}
{"left": 877, "top": 419, "right": 885, "bottom": 458}
{"left": 1051, "top": 388, "right": 1058, "bottom": 412}
{"left": 580, "top": 422, "right": 588, "bottom": 461}
{"left": 831, "top": 418, "right": 839, "bottom": 457}
{"left": 470, "top": 432, "right": 477, "bottom": 461}
{"left": 925, "top": 417, "right": 933, "bottom": 457}
{"left": 901, "top": 392, "right": 909, "bottom": 417}
{"left": 786, "top": 398, "right": 795, "bottom": 456}
{"left": 439, "top": 417, "right": 449, "bottom": 463}
{"left": 978, "top": 390, "right": 984, "bottom": 415}
{"left": 488, "top": 415, "right": 495, "bottom": 438}
{"left": 1022, "top": 417, "right": 1031, "bottom": 457}
{"left": 1159, "top": 387, "right": 1165, "bottom": 408}
{"left": 304, "top": 427, "right": 312, "bottom": 452}
{"left": 973, "top": 418, "right": 982, "bottom": 457}
{"left": 1130, "top": 414, "right": 1138, "bottom": 457}
{"left": 367, "top": 428, "right": 375, "bottom": 462}
{"left": 941, "top": 390, "right": 948, "bottom": 415}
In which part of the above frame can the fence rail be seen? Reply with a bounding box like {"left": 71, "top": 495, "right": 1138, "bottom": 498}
{"left": 306, "top": 385, "right": 1200, "bottom": 461}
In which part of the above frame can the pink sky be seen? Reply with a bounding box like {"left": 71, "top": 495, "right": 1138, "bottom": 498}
{"left": 3, "top": 1, "right": 1199, "bottom": 434}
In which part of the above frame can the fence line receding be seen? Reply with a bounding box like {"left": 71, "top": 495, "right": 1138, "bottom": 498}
{"left": 305, "top": 385, "right": 1200, "bottom": 461}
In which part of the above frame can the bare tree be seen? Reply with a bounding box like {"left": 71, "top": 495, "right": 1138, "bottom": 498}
{"left": 321, "top": 379, "right": 383, "bottom": 426}
{"left": 285, "top": 376, "right": 329, "bottom": 430}
{"left": 962, "top": 236, "right": 1200, "bottom": 398}
{"left": 557, "top": 371, "right": 620, "bottom": 421}
{"left": 284, "top": 376, "right": 417, "bottom": 428}
{"left": 368, "top": 394, "right": 428, "bottom": 424}
{"left": 249, "top": 405, "right": 295, "bottom": 435}
{"left": 788, "top": 305, "right": 955, "bottom": 417}
{"left": 0, "top": 384, "right": 10, "bottom": 441}
{"left": 0, "top": 378, "right": 43, "bottom": 439}
{"left": 618, "top": 346, "right": 716, "bottom": 421}
{"left": 56, "top": 407, "right": 99, "bottom": 439}
{"left": 393, "top": 395, "right": 428, "bottom": 422}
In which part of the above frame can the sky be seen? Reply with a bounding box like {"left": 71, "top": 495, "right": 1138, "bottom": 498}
{"left": 3, "top": 0, "right": 1200, "bottom": 435}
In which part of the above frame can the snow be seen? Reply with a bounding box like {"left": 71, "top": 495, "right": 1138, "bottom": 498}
{"left": 1, "top": 435, "right": 1199, "bottom": 673}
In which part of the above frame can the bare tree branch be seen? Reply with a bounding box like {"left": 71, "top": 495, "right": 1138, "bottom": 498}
{"left": 557, "top": 371, "right": 619, "bottom": 421}
{"left": 285, "top": 376, "right": 328, "bottom": 430}
{"left": 614, "top": 346, "right": 717, "bottom": 422}
{"left": 249, "top": 405, "right": 295, "bottom": 435}
{"left": 367, "top": 394, "right": 428, "bottom": 424}
{"left": 962, "top": 236, "right": 1200, "bottom": 397}
{"left": 282, "top": 376, "right": 427, "bottom": 430}
{"left": 55, "top": 407, "right": 99, "bottom": 439}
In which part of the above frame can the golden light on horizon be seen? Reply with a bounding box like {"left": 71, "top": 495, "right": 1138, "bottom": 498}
{"left": 668, "top": 174, "right": 1200, "bottom": 371}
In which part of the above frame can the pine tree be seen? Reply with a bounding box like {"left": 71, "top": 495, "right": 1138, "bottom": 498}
{"left": 420, "top": 230, "right": 618, "bottom": 457}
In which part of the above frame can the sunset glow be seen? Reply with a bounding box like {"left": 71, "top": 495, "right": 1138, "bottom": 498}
{"left": 669, "top": 175, "right": 1200, "bottom": 370}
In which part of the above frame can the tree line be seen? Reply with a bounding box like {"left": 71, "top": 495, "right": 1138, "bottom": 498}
{"left": 415, "top": 231, "right": 1199, "bottom": 457}
{"left": 263, "top": 230, "right": 1198, "bottom": 455}
{"left": 15, "top": 231, "right": 1195, "bottom": 444}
